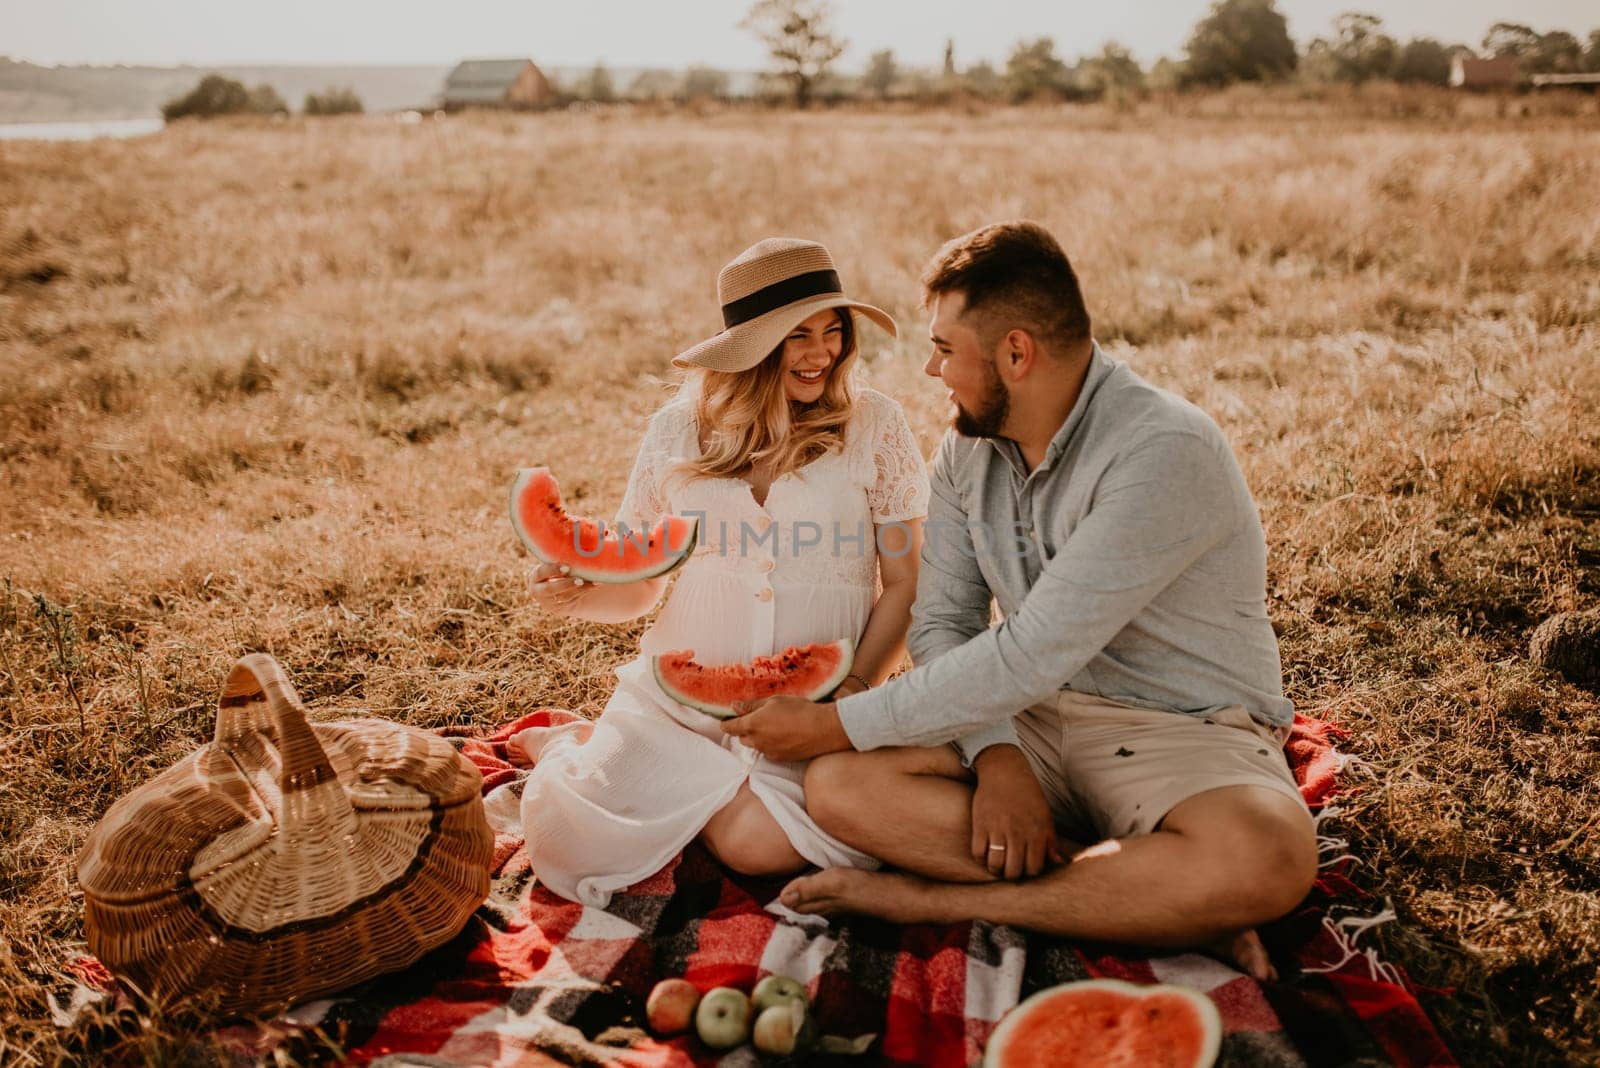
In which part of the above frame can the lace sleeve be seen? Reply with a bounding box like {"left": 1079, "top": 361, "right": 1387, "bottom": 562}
{"left": 615, "top": 404, "right": 686, "bottom": 530}
{"left": 867, "top": 395, "right": 931, "bottom": 522}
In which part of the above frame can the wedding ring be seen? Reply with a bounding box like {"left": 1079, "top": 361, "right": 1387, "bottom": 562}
{"left": 987, "top": 844, "right": 1006, "bottom": 852}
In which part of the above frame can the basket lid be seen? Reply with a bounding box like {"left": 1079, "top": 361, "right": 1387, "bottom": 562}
{"left": 78, "top": 655, "right": 487, "bottom": 933}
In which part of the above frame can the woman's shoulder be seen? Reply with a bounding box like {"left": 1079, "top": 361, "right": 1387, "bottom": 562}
{"left": 850, "top": 386, "right": 912, "bottom": 430}
{"left": 842, "top": 387, "right": 923, "bottom": 482}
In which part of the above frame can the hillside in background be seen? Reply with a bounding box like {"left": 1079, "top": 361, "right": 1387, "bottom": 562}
{"left": 0, "top": 58, "right": 450, "bottom": 121}
{"left": 0, "top": 57, "right": 771, "bottom": 122}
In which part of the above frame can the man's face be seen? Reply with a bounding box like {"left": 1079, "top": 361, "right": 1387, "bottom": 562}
{"left": 924, "top": 291, "right": 1009, "bottom": 438}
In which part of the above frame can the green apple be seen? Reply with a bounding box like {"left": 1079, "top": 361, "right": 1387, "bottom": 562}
{"left": 751, "top": 973, "right": 807, "bottom": 1014}
{"left": 694, "top": 986, "right": 752, "bottom": 1049}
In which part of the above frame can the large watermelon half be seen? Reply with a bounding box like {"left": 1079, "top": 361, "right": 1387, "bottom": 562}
{"left": 510, "top": 467, "right": 697, "bottom": 584}
{"left": 651, "top": 639, "right": 855, "bottom": 720}
{"left": 983, "top": 979, "right": 1222, "bottom": 1068}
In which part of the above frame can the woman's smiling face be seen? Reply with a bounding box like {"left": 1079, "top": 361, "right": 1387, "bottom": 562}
{"left": 779, "top": 308, "right": 846, "bottom": 403}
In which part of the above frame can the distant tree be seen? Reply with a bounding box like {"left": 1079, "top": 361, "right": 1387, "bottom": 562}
{"left": 583, "top": 63, "right": 616, "bottom": 103}
{"left": 304, "top": 86, "right": 363, "bottom": 115}
{"left": 1182, "top": 0, "right": 1298, "bottom": 86}
{"left": 1005, "top": 37, "right": 1071, "bottom": 101}
{"left": 626, "top": 69, "right": 677, "bottom": 101}
{"left": 740, "top": 0, "right": 847, "bottom": 108}
{"left": 962, "top": 59, "right": 1003, "bottom": 98}
{"left": 1482, "top": 22, "right": 1541, "bottom": 59}
{"left": 679, "top": 65, "right": 730, "bottom": 101}
{"left": 1147, "top": 56, "right": 1184, "bottom": 91}
{"left": 247, "top": 83, "right": 288, "bottom": 115}
{"left": 1528, "top": 30, "right": 1583, "bottom": 73}
{"left": 1391, "top": 38, "right": 1452, "bottom": 84}
{"left": 863, "top": 49, "right": 897, "bottom": 98}
{"left": 1297, "top": 38, "right": 1337, "bottom": 83}
{"left": 942, "top": 39, "right": 957, "bottom": 80}
{"left": 1310, "top": 12, "right": 1399, "bottom": 83}
{"left": 161, "top": 74, "right": 253, "bottom": 120}
{"left": 1584, "top": 29, "right": 1600, "bottom": 72}
{"left": 1081, "top": 41, "right": 1146, "bottom": 95}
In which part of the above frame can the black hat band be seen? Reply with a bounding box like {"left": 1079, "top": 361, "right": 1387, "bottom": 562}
{"left": 721, "top": 269, "right": 842, "bottom": 329}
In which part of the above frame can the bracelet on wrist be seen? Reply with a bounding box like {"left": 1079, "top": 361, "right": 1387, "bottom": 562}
{"left": 841, "top": 673, "right": 871, "bottom": 694}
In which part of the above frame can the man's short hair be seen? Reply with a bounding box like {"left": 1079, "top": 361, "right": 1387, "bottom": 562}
{"left": 920, "top": 221, "right": 1092, "bottom": 356}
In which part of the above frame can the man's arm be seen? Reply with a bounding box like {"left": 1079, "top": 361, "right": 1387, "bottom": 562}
{"left": 837, "top": 431, "right": 1236, "bottom": 751}
{"left": 896, "top": 434, "right": 1020, "bottom": 764}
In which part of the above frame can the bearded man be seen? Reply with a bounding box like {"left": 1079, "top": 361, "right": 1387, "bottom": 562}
{"left": 724, "top": 220, "right": 1316, "bottom": 978}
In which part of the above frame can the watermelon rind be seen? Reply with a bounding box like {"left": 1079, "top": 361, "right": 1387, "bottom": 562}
{"left": 651, "top": 639, "right": 855, "bottom": 720}
{"left": 982, "top": 978, "right": 1222, "bottom": 1068}
{"left": 509, "top": 467, "right": 698, "bottom": 584}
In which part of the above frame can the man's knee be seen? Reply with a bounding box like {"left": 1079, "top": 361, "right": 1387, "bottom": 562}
{"left": 1231, "top": 794, "right": 1317, "bottom": 918}
{"left": 1165, "top": 787, "right": 1318, "bottom": 922}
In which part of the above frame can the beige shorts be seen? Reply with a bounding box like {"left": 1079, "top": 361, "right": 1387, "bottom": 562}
{"left": 1006, "top": 690, "right": 1307, "bottom": 842}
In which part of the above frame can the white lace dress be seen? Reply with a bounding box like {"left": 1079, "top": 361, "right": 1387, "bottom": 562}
{"left": 520, "top": 387, "right": 931, "bottom": 908}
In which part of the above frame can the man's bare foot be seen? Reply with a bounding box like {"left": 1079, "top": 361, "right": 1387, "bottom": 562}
{"left": 1208, "top": 928, "right": 1277, "bottom": 982}
{"left": 784, "top": 872, "right": 1278, "bottom": 983}
{"left": 780, "top": 868, "right": 946, "bottom": 925}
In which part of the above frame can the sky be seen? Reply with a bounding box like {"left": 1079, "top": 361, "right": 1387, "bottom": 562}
{"left": 3, "top": 0, "right": 1595, "bottom": 70}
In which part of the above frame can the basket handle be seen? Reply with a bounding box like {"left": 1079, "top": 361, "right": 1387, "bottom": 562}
{"left": 214, "top": 653, "right": 355, "bottom": 835}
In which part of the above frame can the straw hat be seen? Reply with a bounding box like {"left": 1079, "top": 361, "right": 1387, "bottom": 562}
{"left": 77, "top": 654, "right": 492, "bottom": 1016}
{"left": 673, "top": 238, "right": 897, "bottom": 372}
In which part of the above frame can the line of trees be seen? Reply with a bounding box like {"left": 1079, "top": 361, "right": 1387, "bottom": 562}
{"left": 158, "top": 0, "right": 1600, "bottom": 120}
{"left": 727, "top": 0, "right": 1600, "bottom": 107}
{"left": 162, "top": 74, "right": 364, "bottom": 121}
{"left": 567, "top": 63, "right": 732, "bottom": 105}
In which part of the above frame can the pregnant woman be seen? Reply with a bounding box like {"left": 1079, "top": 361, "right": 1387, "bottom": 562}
{"left": 513, "top": 238, "right": 930, "bottom": 907}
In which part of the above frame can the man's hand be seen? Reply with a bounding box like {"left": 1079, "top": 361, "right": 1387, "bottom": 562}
{"left": 721, "top": 696, "right": 853, "bottom": 762}
{"left": 970, "top": 745, "right": 1064, "bottom": 880}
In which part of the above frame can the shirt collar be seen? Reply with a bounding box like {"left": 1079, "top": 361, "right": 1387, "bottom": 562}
{"left": 989, "top": 342, "right": 1118, "bottom": 477}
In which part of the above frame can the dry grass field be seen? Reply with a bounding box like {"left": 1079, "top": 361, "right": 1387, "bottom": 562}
{"left": 2, "top": 92, "right": 1598, "bottom": 1065}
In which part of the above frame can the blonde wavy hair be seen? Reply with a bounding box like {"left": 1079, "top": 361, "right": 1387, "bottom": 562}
{"left": 680, "top": 308, "right": 859, "bottom": 482}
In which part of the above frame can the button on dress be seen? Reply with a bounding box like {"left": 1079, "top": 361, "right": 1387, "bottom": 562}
{"left": 520, "top": 387, "right": 931, "bottom": 908}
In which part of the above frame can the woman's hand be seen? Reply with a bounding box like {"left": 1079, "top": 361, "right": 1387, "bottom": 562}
{"left": 970, "top": 745, "right": 1064, "bottom": 881}
{"left": 527, "top": 562, "right": 591, "bottom": 616}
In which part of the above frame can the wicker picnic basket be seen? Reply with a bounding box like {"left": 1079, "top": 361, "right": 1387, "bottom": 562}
{"left": 76, "top": 653, "right": 494, "bottom": 1017}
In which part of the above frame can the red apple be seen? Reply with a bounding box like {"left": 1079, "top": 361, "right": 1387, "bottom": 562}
{"left": 752, "top": 999, "right": 808, "bottom": 1056}
{"left": 645, "top": 978, "right": 701, "bottom": 1036}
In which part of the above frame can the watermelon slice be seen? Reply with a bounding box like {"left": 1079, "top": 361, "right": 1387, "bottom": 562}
{"left": 652, "top": 639, "right": 855, "bottom": 720}
{"left": 982, "top": 979, "right": 1222, "bottom": 1068}
{"left": 510, "top": 467, "right": 697, "bottom": 584}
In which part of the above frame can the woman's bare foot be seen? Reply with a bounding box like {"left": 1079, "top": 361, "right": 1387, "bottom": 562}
{"left": 506, "top": 721, "right": 593, "bottom": 767}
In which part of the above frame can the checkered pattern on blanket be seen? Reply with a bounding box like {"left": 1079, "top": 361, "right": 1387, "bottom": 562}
{"left": 211, "top": 710, "right": 1454, "bottom": 1067}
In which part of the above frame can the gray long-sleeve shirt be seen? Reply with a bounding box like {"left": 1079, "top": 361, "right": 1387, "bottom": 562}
{"left": 836, "top": 344, "right": 1292, "bottom": 761}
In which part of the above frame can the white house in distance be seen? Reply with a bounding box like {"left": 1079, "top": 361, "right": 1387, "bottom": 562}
{"left": 439, "top": 59, "right": 554, "bottom": 110}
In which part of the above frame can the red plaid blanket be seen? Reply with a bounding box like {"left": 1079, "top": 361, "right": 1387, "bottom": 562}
{"left": 201, "top": 710, "right": 1453, "bottom": 1067}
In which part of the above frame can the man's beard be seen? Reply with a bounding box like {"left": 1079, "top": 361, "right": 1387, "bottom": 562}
{"left": 952, "top": 361, "right": 1009, "bottom": 438}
